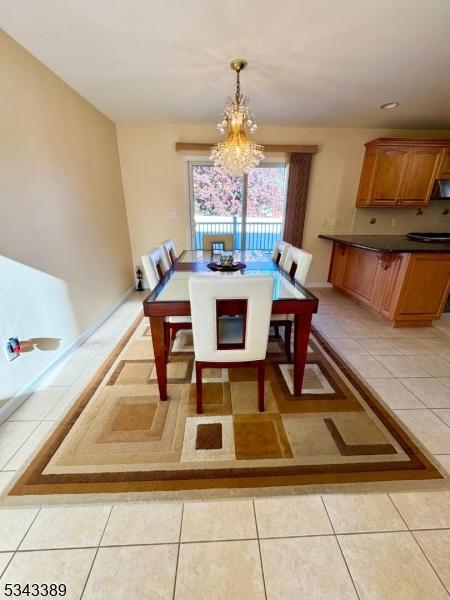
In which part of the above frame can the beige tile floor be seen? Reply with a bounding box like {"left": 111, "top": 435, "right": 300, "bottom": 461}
{"left": 0, "top": 290, "right": 449, "bottom": 598}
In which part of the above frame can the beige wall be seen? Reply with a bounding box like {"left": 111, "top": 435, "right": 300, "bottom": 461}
{"left": 0, "top": 31, "right": 133, "bottom": 406}
{"left": 116, "top": 124, "right": 450, "bottom": 285}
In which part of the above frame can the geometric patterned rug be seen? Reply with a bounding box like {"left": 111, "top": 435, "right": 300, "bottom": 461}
{"left": 8, "top": 315, "right": 443, "bottom": 496}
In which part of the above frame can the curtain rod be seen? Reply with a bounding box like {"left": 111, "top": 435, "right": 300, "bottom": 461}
{"left": 175, "top": 143, "right": 318, "bottom": 153}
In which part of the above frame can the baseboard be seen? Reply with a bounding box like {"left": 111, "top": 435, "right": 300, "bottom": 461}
{"left": 0, "top": 286, "right": 135, "bottom": 424}
{"left": 306, "top": 282, "right": 333, "bottom": 288}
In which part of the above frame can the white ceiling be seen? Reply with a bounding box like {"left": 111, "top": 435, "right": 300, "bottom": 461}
{"left": 1, "top": 0, "right": 450, "bottom": 128}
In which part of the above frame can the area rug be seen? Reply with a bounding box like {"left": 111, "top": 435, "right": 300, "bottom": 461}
{"left": 8, "top": 315, "right": 444, "bottom": 497}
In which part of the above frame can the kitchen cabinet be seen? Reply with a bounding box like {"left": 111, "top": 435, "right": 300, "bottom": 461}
{"left": 328, "top": 241, "right": 450, "bottom": 326}
{"left": 398, "top": 147, "right": 443, "bottom": 205}
{"left": 356, "top": 139, "right": 449, "bottom": 207}
{"left": 438, "top": 147, "right": 450, "bottom": 179}
{"left": 370, "top": 146, "right": 409, "bottom": 205}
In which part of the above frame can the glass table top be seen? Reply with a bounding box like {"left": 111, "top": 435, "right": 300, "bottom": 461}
{"left": 151, "top": 270, "right": 311, "bottom": 303}
{"left": 179, "top": 250, "right": 273, "bottom": 263}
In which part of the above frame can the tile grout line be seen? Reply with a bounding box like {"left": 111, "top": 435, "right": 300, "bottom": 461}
{"left": 3, "top": 506, "right": 44, "bottom": 576}
{"left": 16, "top": 507, "right": 43, "bottom": 552}
{"left": 79, "top": 504, "right": 114, "bottom": 600}
{"left": 0, "top": 552, "right": 14, "bottom": 579}
{"left": 171, "top": 502, "right": 184, "bottom": 600}
{"left": 0, "top": 421, "right": 43, "bottom": 471}
{"left": 431, "top": 410, "right": 450, "bottom": 430}
{"left": 320, "top": 496, "right": 361, "bottom": 600}
{"left": 8, "top": 527, "right": 450, "bottom": 554}
{"left": 386, "top": 492, "right": 413, "bottom": 533}
{"left": 0, "top": 507, "right": 41, "bottom": 579}
{"left": 252, "top": 500, "right": 268, "bottom": 600}
{"left": 7, "top": 385, "right": 71, "bottom": 424}
{"left": 410, "top": 530, "right": 450, "bottom": 595}
{"left": 5, "top": 524, "right": 450, "bottom": 554}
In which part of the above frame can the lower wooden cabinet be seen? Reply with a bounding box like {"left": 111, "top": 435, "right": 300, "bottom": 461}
{"left": 329, "top": 242, "right": 450, "bottom": 326}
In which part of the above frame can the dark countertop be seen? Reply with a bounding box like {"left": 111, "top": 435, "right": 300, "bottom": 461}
{"left": 319, "top": 234, "right": 450, "bottom": 253}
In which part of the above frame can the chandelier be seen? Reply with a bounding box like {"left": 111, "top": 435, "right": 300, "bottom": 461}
{"left": 210, "top": 59, "right": 264, "bottom": 176}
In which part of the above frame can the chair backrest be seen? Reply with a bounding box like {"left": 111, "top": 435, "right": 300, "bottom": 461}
{"left": 284, "top": 246, "right": 313, "bottom": 285}
{"left": 160, "top": 239, "right": 177, "bottom": 267}
{"left": 141, "top": 247, "right": 169, "bottom": 290}
{"left": 202, "top": 234, "right": 234, "bottom": 252}
{"left": 189, "top": 274, "right": 274, "bottom": 362}
{"left": 272, "top": 240, "right": 291, "bottom": 269}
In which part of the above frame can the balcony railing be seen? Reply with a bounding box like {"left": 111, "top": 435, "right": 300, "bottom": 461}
{"left": 194, "top": 217, "right": 282, "bottom": 250}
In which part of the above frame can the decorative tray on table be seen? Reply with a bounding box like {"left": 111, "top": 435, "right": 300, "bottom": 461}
{"left": 207, "top": 261, "right": 246, "bottom": 272}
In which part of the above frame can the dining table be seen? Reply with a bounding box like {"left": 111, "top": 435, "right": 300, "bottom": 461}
{"left": 143, "top": 250, "right": 319, "bottom": 400}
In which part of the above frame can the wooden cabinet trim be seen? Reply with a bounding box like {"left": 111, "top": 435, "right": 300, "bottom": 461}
{"left": 364, "top": 138, "right": 450, "bottom": 149}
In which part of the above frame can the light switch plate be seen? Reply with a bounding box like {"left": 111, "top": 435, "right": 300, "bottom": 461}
{"left": 168, "top": 211, "right": 179, "bottom": 220}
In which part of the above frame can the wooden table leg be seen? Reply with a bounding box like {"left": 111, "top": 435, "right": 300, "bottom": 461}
{"left": 293, "top": 312, "right": 313, "bottom": 396}
{"left": 149, "top": 315, "right": 168, "bottom": 400}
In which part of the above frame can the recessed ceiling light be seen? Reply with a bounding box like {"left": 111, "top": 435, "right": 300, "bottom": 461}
{"left": 380, "top": 102, "right": 400, "bottom": 110}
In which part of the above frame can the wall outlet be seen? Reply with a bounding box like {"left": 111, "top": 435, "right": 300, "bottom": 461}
{"left": 168, "top": 211, "right": 179, "bottom": 220}
{"left": 4, "top": 337, "right": 20, "bottom": 361}
{"left": 391, "top": 218, "right": 396, "bottom": 227}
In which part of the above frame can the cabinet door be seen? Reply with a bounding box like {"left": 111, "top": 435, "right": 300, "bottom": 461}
{"left": 438, "top": 148, "right": 450, "bottom": 179}
{"left": 394, "top": 254, "right": 450, "bottom": 320}
{"left": 356, "top": 148, "right": 377, "bottom": 206}
{"left": 329, "top": 242, "right": 348, "bottom": 286}
{"left": 370, "top": 146, "right": 409, "bottom": 205}
{"left": 341, "top": 246, "right": 380, "bottom": 302}
{"left": 398, "top": 147, "right": 442, "bottom": 205}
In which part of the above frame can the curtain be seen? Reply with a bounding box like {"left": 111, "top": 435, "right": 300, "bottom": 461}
{"left": 283, "top": 152, "right": 313, "bottom": 247}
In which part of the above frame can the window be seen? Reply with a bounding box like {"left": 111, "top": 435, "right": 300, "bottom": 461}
{"left": 188, "top": 161, "right": 287, "bottom": 250}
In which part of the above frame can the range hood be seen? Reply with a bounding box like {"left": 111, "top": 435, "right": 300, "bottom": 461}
{"left": 431, "top": 179, "right": 450, "bottom": 200}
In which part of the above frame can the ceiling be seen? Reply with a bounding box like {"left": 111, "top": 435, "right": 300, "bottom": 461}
{"left": 1, "top": 0, "right": 450, "bottom": 128}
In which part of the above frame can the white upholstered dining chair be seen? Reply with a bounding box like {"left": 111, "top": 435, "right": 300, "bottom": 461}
{"left": 141, "top": 247, "right": 191, "bottom": 353}
{"left": 272, "top": 240, "right": 291, "bottom": 269}
{"left": 141, "top": 247, "right": 168, "bottom": 290}
{"left": 202, "top": 234, "right": 234, "bottom": 252}
{"left": 284, "top": 246, "right": 314, "bottom": 284}
{"left": 189, "top": 274, "right": 274, "bottom": 414}
{"left": 161, "top": 239, "right": 177, "bottom": 268}
{"left": 270, "top": 245, "right": 314, "bottom": 361}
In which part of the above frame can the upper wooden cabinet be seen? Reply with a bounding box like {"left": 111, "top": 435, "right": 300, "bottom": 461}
{"left": 370, "top": 146, "right": 409, "bottom": 205}
{"left": 398, "top": 146, "right": 443, "bottom": 205}
{"left": 438, "top": 147, "right": 450, "bottom": 179}
{"left": 356, "top": 139, "right": 450, "bottom": 207}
